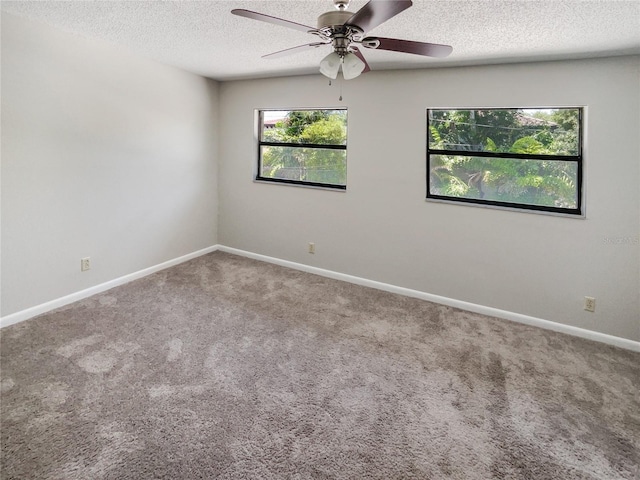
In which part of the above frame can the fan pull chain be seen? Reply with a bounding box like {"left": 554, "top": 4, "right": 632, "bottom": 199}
{"left": 328, "top": 78, "right": 343, "bottom": 102}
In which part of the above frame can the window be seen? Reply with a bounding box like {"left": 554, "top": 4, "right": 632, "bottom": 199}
{"left": 257, "top": 109, "right": 347, "bottom": 189}
{"left": 427, "top": 108, "right": 583, "bottom": 215}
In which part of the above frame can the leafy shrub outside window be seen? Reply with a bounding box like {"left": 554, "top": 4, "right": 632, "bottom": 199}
{"left": 257, "top": 109, "right": 347, "bottom": 189}
{"left": 427, "top": 108, "right": 583, "bottom": 215}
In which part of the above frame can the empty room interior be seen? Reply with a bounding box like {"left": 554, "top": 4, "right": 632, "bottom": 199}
{"left": 1, "top": 1, "right": 639, "bottom": 478}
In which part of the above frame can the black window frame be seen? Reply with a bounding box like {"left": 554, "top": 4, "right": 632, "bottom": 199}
{"left": 256, "top": 108, "right": 348, "bottom": 190}
{"left": 426, "top": 107, "right": 584, "bottom": 216}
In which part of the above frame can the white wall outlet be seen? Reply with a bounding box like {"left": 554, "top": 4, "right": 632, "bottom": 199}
{"left": 584, "top": 296, "right": 596, "bottom": 312}
{"left": 308, "top": 242, "right": 315, "bottom": 254}
{"left": 81, "top": 257, "right": 91, "bottom": 272}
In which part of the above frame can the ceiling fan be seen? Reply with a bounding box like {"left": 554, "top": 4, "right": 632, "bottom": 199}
{"left": 231, "top": 0, "right": 452, "bottom": 80}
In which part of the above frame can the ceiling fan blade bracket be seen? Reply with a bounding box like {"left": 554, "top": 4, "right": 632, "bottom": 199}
{"left": 309, "top": 29, "right": 331, "bottom": 42}
{"left": 361, "top": 37, "right": 381, "bottom": 49}
{"left": 349, "top": 25, "right": 364, "bottom": 41}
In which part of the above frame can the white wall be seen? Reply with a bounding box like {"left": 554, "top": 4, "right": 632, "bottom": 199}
{"left": 1, "top": 14, "right": 219, "bottom": 316}
{"left": 218, "top": 57, "right": 640, "bottom": 341}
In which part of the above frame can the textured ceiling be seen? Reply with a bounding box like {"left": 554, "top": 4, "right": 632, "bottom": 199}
{"left": 2, "top": 0, "right": 640, "bottom": 80}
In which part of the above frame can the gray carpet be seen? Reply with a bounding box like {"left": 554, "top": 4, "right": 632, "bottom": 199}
{"left": 1, "top": 251, "right": 638, "bottom": 479}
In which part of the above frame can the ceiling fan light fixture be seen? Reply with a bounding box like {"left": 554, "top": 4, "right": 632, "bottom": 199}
{"left": 341, "top": 52, "right": 365, "bottom": 80}
{"left": 319, "top": 51, "right": 341, "bottom": 79}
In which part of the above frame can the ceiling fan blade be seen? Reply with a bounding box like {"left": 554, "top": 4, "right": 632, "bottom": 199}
{"left": 263, "top": 42, "right": 328, "bottom": 59}
{"left": 345, "top": 0, "right": 412, "bottom": 34}
{"left": 364, "top": 36, "right": 453, "bottom": 58}
{"left": 349, "top": 46, "right": 371, "bottom": 74}
{"left": 231, "top": 9, "right": 315, "bottom": 33}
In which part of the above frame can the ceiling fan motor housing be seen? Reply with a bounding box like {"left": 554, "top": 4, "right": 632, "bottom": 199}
{"left": 317, "top": 10, "right": 353, "bottom": 29}
{"left": 317, "top": 10, "right": 363, "bottom": 56}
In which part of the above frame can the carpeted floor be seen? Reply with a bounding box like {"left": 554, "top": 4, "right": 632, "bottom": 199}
{"left": 1, "top": 251, "right": 639, "bottom": 479}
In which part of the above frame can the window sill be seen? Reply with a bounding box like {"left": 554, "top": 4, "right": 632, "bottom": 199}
{"left": 425, "top": 196, "right": 585, "bottom": 218}
{"left": 254, "top": 177, "right": 347, "bottom": 192}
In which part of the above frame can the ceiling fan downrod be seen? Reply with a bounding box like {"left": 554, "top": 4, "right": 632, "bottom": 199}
{"left": 333, "top": 0, "right": 350, "bottom": 10}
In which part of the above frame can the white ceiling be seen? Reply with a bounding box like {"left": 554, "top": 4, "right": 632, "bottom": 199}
{"left": 2, "top": 0, "right": 639, "bottom": 81}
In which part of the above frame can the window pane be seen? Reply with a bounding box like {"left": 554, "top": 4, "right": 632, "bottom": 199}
{"left": 429, "top": 155, "right": 578, "bottom": 208}
{"left": 428, "top": 108, "right": 580, "bottom": 156}
{"left": 260, "top": 145, "right": 347, "bottom": 186}
{"left": 261, "top": 110, "right": 347, "bottom": 146}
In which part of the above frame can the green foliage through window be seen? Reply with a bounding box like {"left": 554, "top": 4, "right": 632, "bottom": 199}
{"left": 427, "top": 108, "right": 582, "bottom": 215}
{"left": 258, "top": 109, "right": 347, "bottom": 188}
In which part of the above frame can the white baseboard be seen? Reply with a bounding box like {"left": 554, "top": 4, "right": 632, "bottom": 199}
{"left": 217, "top": 245, "right": 640, "bottom": 353}
{"left": 0, "top": 245, "right": 219, "bottom": 329}
{"left": 3, "top": 244, "right": 638, "bottom": 352}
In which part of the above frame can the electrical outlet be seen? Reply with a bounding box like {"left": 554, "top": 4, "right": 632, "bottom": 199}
{"left": 584, "top": 296, "right": 595, "bottom": 312}
{"left": 81, "top": 257, "right": 91, "bottom": 272}
{"left": 308, "top": 242, "right": 315, "bottom": 254}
